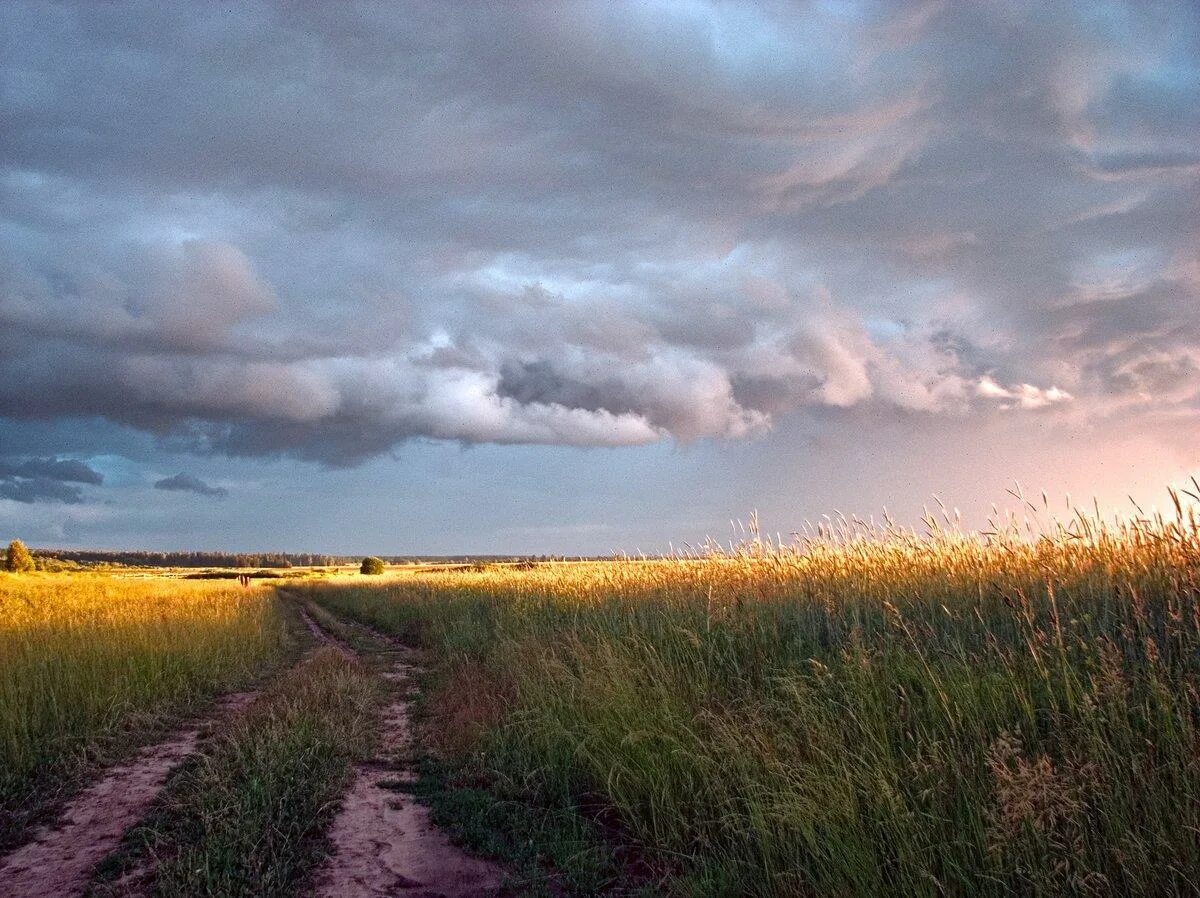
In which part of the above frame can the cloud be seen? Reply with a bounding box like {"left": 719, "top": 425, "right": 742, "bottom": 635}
{"left": 0, "top": 1, "right": 1195, "bottom": 468}
{"left": 153, "top": 472, "right": 229, "bottom": 498}
{"left": 976, "top": 377, "right": 1073, "bottom": 411}
{"left": 0, "top": 457, "right": 103, "bottom": 484}
{"left": 0, "top": 239, "right": 276, "bottom": 355}
{"left": 0, "top": 478, "right": 84, "bottom": 504}
{"left": 0, "top": 455, "right": 102, "bottom": 504}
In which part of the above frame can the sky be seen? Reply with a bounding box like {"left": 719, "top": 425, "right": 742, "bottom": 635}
{"left": 1, "top": 1, "right": 1198, "bottom": 555}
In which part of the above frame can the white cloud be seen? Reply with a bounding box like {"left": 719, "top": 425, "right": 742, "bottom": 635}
{"left": 976, "top": 377, "right": 1073, "bottom": 410}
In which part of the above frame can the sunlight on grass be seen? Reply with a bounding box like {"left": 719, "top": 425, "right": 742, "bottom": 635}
{"left": 0, "top": 574, "right": 286, "bottom": 846}
{"left": 301, "top": 485, "right": 1200, "bottom": 895}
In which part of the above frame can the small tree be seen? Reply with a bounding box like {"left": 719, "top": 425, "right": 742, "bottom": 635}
{"left": 5, "top": 539, "right": 35, "bottom": 573}
{"left": 360, "top": 556, "right": 385, "bottom": 575}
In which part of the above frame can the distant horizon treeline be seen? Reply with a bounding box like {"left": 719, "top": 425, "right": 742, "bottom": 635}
{"left": 32, "top": 549, "right": 333, "bottom": 568}
{"left": 27, "top": 548, "right": 579, "bottom": 568}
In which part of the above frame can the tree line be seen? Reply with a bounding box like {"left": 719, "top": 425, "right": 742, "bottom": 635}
{"left": 27, "top": 549, "right": 345, "bottom": 568}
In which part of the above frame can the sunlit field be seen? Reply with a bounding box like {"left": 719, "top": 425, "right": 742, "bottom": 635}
{"left": 299, "top": 491, "right": 1200, "bottom": 895}
{"left": 0, "top": 574, "right": 286, "bottom": 847}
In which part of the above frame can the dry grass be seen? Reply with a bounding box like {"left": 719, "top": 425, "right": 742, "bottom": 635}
{"left": 0, "top": 573, "right": 286, "bottom": 847}
{"left": 422, "top": 659, "right": 514, "bottom": 758}
{"left": 301, "top": 486, "right": 1200, "bottom": 895}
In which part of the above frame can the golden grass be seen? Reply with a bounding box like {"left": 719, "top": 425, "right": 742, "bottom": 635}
{"left": 0, "top": 573, "right": 286, "bottom": 846}
{"left": 301, "top": 487, "right": 1200, "bottom": 895}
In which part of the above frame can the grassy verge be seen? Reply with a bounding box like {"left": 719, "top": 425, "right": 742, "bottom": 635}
{"left": 297, "top": 496, "right": 1200, "bottom": 896}
{"left": 90, "top": 647, "right": 379, "bottom": 897}
{"left": 0, "top": 574, "right": 286, "bottom": 849}
{"left": 402, "top": 754, "right": 657, "bottom": 896}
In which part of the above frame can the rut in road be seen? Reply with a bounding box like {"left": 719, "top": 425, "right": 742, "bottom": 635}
{"left": 0, "top": 690, "right": 258, "bottom": 898}
{"left": 296, "top": 598, "right": 505, "bottom": 898}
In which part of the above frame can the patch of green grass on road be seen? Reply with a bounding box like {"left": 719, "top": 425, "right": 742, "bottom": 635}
{"left": 91, "top": 648, "right": 379, "bottom": 898}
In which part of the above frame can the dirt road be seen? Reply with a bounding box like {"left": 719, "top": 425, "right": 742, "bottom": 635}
{"left": 296, "top": 599, "right": 504, "bottom": 897}
{"left": 0, "top": 690, "right": 257, "bottom": 898}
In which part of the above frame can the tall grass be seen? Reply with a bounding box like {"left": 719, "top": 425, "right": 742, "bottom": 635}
{"left": 0, "top": 574, "right": 286, "bottom": 847}
{"left": 303, "top": 491, "right": 1200, "bottom": 895}
{"left": 92, "top": 648, "right": 379, "bottom": 898}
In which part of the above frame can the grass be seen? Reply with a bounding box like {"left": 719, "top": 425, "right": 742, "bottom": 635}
{"left": 0, "top": 573, "right": 286, "bottom": 849}
{"left": 297, "top": 488, "right": 1200, "bottom": 896}
{"left": 404, "top": 754, "right": 647, "bottom": 896}
{"left": 90, "top": 646, "right": 380, "bottom": 897}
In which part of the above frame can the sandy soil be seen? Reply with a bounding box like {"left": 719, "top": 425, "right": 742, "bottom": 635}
{"left": 0, "top": 690, "right": 257, "bottom": 898}
{"left": 308, "top": 624, "right": 504, "bottom": 897}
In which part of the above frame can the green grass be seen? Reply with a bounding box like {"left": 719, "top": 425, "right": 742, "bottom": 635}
{"left": 406, "top": 755, "right": 644, "bottom": 896}
{"left": 297, "top": 494, "right": 1200, "bottom": 896}
{"left": 90, "top": 647, "right": 379, "bottom": 897}
{"left": 0, "top": 574, "right": 286, "bottom": 849}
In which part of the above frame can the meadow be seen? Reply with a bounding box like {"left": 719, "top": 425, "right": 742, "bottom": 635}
{"left": 3, "top": 488, "right": 1200, "bottom": 896}
{"left": 298, "top": 491, "right": 1200, "bottom": 896}
{"left": 0, "top": 574, "right": 287, "bottom": 848}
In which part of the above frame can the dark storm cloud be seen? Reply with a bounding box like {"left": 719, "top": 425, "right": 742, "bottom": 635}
{"left": 0, "top": 1, "right": 1196, "bottom": 466}
{"left": 154, "top": 472, "right": 228, "bottom": 498}
{"left": 0, "top": 478, "right": 84, "bottom": 504}
{"left": 0, "top": 457, "right": 103, "bottom": 484}
{"left": 0, "top": 455, "right": 101, "bottom": 504}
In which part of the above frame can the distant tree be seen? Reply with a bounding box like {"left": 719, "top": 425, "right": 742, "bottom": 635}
{"left": 5, "top": 539, "right": 35, "bottom": 573}
{"left": 360, "top": 556, "right": 385, "bottom": 575}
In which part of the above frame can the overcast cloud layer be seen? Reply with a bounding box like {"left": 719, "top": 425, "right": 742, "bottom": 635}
{"left": 1, "top": 1, "right": 1197, "bottom": 551}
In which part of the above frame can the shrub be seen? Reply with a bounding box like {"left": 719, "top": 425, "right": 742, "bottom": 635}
{"left": 4, "top": 540, "right": 34, "bottom": 573}
{"left": 360, "top": 556, "right": 385, "bottom": 576}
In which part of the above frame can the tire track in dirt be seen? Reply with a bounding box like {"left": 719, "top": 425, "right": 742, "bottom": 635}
{"left": 88, "top": 605, "right": 348, "bottom": 897}
{"left": 89, "top": 603, "right": 380, "bottom": 898}
{"left": 0, "top": 690, "right": 258, "bottom": 898}
{"left": 297, "top": 601, "right": 353, "bottom": 655}
{"left": 291, "top": 594, "right": 505, "bottom": 897}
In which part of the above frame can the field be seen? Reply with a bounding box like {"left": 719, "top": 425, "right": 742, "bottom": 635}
{"left": 2, "top": 491, "right": 1200, "bottom": 895}
{"left": 0, "top": 574, "right": 287, "bottom": 849}
{"left": 295, "top": 495, "right": 1200, "bottom": 896}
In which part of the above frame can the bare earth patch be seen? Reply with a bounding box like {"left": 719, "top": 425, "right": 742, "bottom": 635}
{"left": 310, "top": 646, "right": 504, "bottom": 897}
{"left": 0, "top": 691, "right": 257, "bottom": 898}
